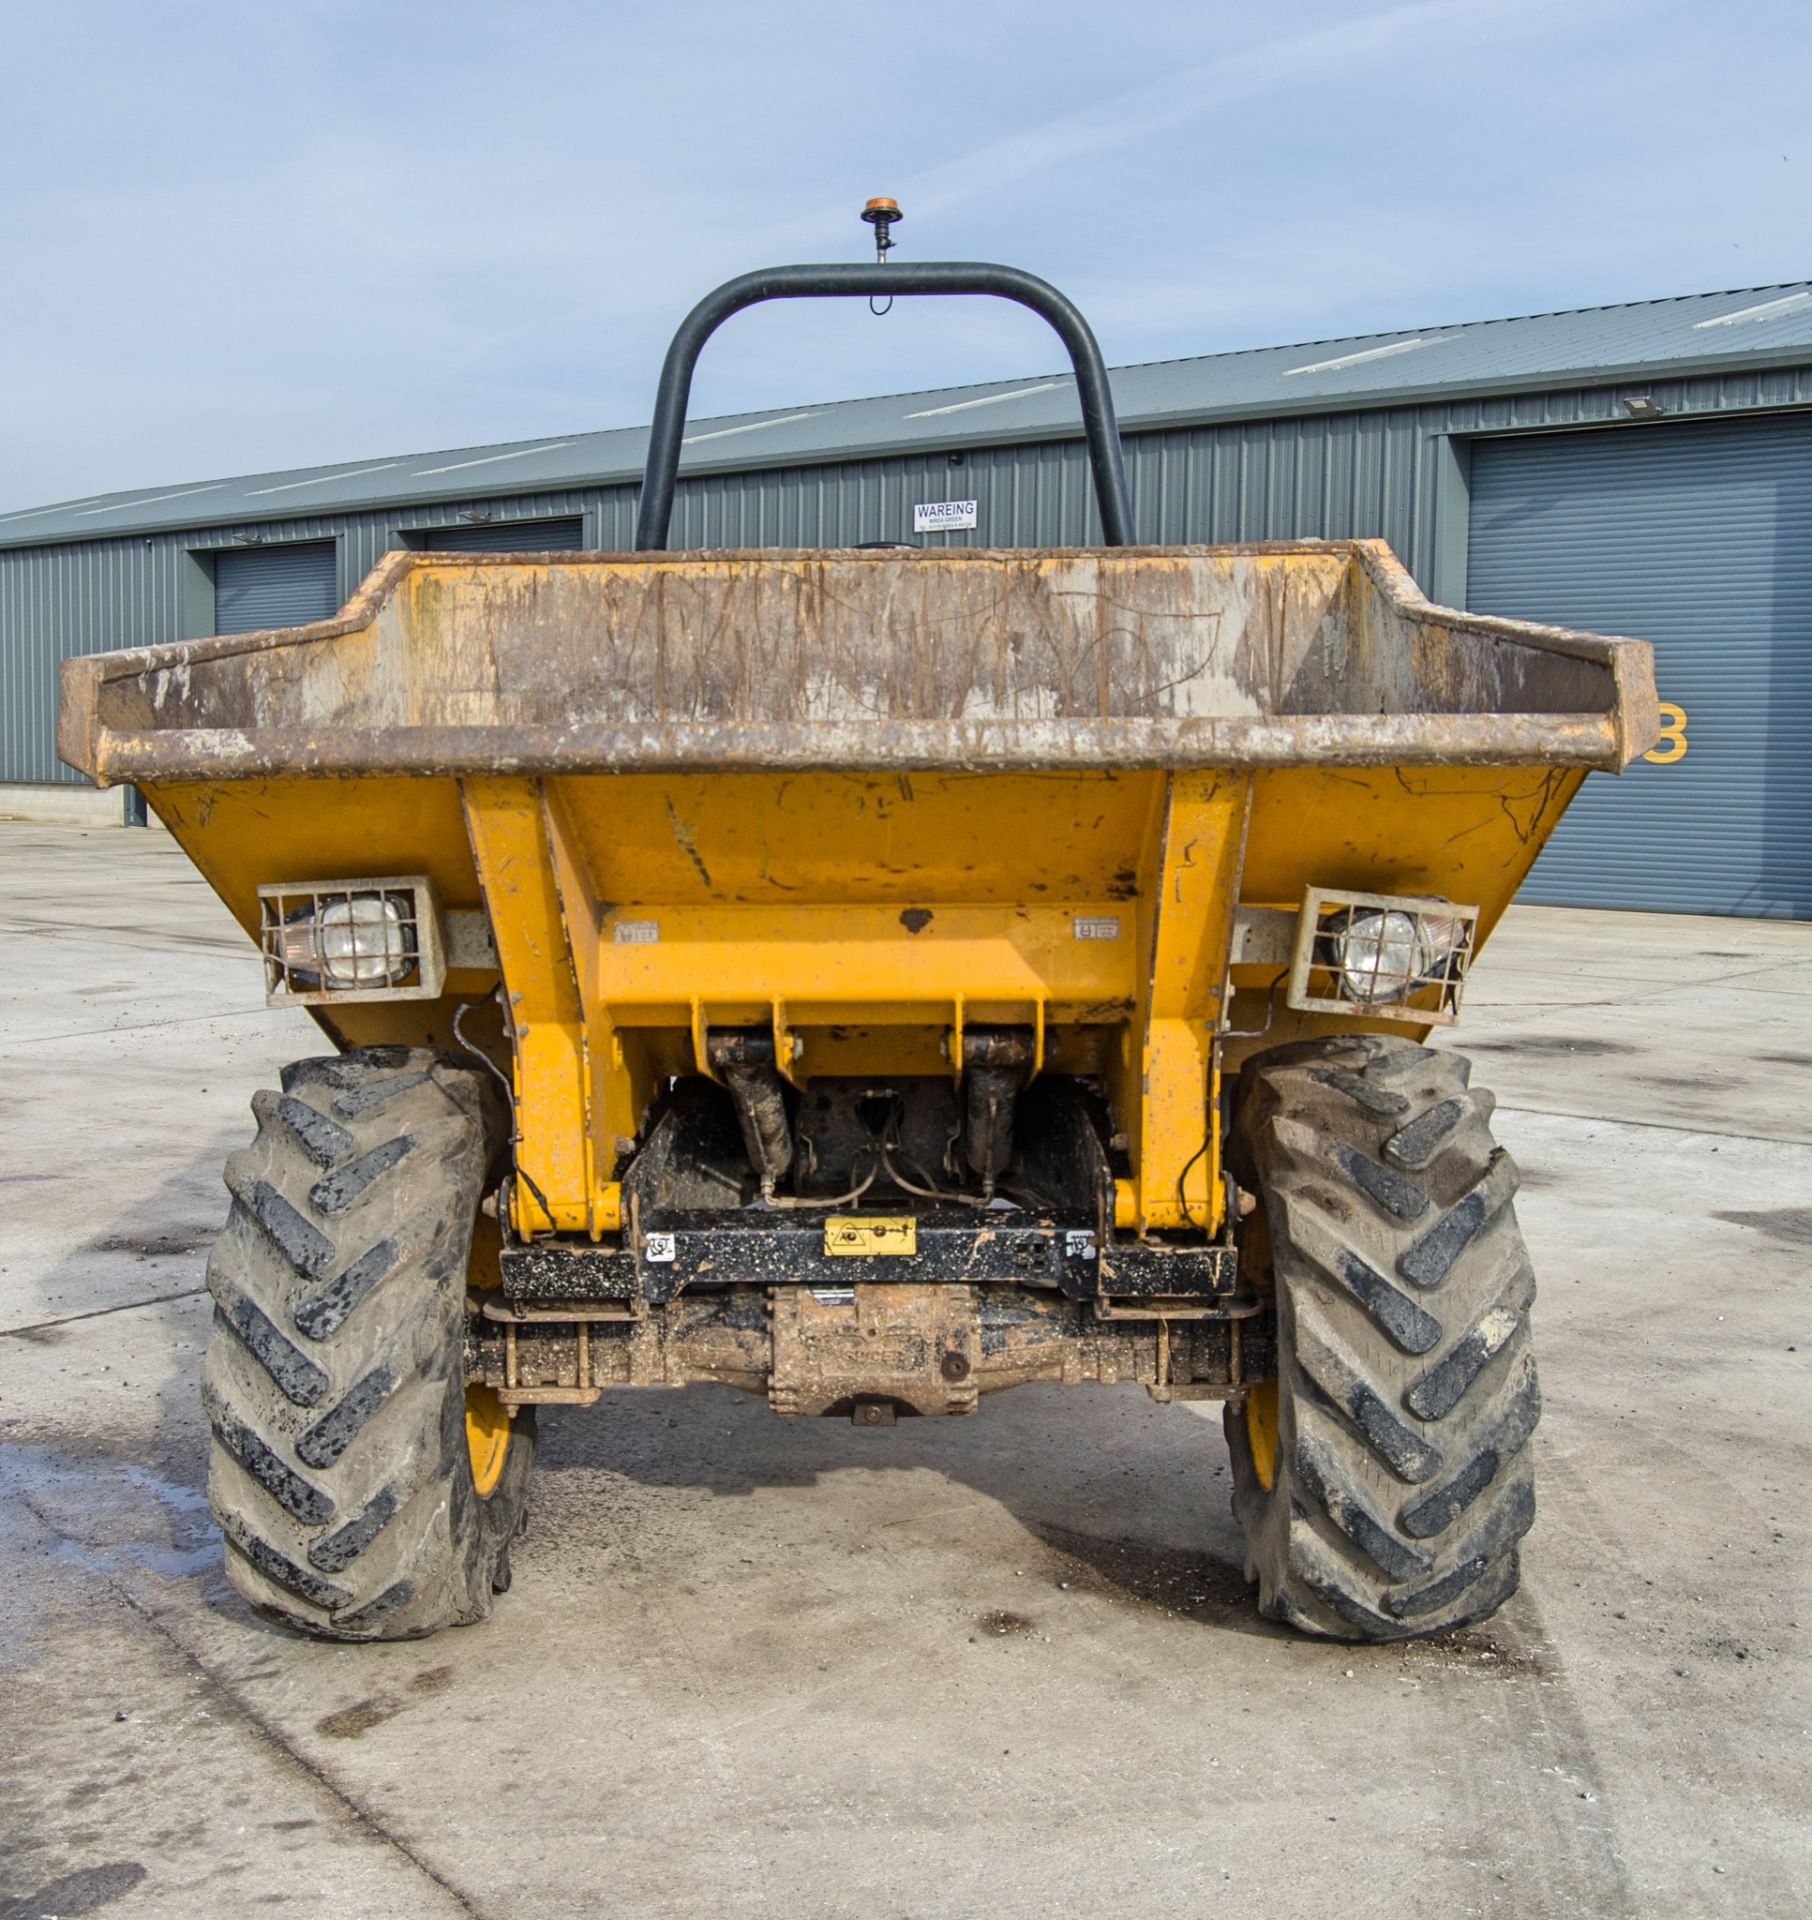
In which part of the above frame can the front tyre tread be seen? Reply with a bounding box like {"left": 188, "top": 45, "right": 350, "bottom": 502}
{"left": 1225, "top": 1034, "right": 1538, "bottom": 1643}
{"left": 203, "top": 1047, "right": 533, "bottom": 1642}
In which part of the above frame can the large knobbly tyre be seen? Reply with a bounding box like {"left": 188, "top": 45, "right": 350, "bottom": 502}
{"left": 203, "top": 1046, "right": 534, "bottom": 1641}
{"left": 1224, "top": 1033, "right": 1539, "bottom": 1642}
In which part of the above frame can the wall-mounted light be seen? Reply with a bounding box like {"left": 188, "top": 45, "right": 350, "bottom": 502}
{"left": 458, "top": 508, "right": 493, "bottom": 525}
{"left": 1623, "top": 396, "right": 1666, "bottom": 421}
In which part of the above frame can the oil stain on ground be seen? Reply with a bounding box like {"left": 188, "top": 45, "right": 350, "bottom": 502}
{"left": 314, "top": 1664, "right": 458, "bottom": 1737}
{"left": 313, "top": 1697, "right": 401, "bottom": 1740}
{"left": 1713, "top": 1207, "right": 1812, "bottom": 1249}
{"left": 978, "top": 1609, "right": 1036, "bottom": 1636}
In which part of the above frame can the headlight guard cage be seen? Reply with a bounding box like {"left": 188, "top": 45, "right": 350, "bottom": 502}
{"left": 1286, "top": 886, "right": 1479, "bottom": 1026}
{"left": 257, "top": 875, "right": 447, "bottom": 1005}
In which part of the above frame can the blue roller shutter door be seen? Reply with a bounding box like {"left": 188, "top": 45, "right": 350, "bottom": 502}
{"left": 213, "top": 540, "right": 338, "bottom": 635}
{"left": 420, "top": 517, "right": 585, "bottom": 552}
{"left": 1467, "top": 414, "right": 1812, "bottom": 918}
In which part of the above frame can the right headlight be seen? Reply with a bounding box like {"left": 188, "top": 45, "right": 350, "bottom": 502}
{"left": 1334, "top": 907, "right": 1434, "bottom": 1006}
{"left": 1285, "top": 888, "right": 1480, "bottom": 1026}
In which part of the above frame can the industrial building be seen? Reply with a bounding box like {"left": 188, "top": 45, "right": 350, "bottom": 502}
{"left": 3, "top": 280, "right": 1808, "bottom": 918}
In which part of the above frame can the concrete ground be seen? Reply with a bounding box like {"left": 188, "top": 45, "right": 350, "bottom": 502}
{"left": 1, "top": 822, "right": 1807, "bottom": 1920}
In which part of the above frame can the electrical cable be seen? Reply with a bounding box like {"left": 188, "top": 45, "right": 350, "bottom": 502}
{"left": 1175, "top": 1136, "right": 1211, "bottom": 1229}
{"left": 454, "top": 993, "right": 557, "bottom": 1233}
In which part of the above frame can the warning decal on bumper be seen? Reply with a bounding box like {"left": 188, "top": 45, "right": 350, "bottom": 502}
{"left": 824, "top": 1216, "right": 918, "bottom": 1257}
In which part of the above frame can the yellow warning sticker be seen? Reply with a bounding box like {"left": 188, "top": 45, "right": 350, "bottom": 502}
{"left": 823, "top": 1216, "right": 917, "bottom": 1257}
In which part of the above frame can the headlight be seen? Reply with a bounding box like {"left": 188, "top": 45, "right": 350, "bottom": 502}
{"left": 283, "top": 892, "right": 415, "bottom": 988}
{"left": 1286, "top": 888, "right": 1480, "bottom": 1026}
{"left": 275, "top": 891, "right": 417, "bottom": 990}
{"left": 258, "top": 876, "right": 452, "bottom": 1005}
{"left": 1335, "top": 908, "right": 1433, "bottom": 1005}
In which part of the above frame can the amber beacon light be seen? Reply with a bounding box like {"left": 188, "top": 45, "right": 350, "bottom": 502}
{"left": 860, "top": 196, "right": 903, "bottom": 261}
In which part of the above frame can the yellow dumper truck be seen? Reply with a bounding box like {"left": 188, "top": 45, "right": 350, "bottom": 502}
{"left": 59, "top": 256, "right": 1657, "bottom": 1644}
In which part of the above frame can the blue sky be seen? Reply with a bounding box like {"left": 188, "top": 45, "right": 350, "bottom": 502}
{"left": 2, "top": 0, "right": 1807, "bottom": 512}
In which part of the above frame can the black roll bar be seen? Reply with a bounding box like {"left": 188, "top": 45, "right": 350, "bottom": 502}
{"left": 633, "top": 261, "right": 1133, "bottom": 551}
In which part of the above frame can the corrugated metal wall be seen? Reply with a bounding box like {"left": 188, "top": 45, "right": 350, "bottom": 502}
{"left": 3, "top": 365, "right": 1809, "bottom": 785}
{"left": 1468, "top": 412, "right": 1812, "bottom": 917}
{"left": 1, "top": 538, "right": 181, "bottom": 783}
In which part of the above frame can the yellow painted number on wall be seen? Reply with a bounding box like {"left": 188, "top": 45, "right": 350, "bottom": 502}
{"left": 1644, "top": 701, "right": 1688, "bottom": 765}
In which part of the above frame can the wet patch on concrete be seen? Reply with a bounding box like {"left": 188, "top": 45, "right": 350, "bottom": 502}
{"left": 0, "top": 1444, "right": 216, "bottom": 1609}
{"left": 1712, "top": 1207, "right": 1812, "bottom": 1249}
{"left": 0, "top": 1860, "right": 147, "bottom": 1919}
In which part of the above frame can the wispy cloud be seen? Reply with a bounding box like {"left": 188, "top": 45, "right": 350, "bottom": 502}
{"left": 898, "top": 0, "right": 1593, "bottom": 218}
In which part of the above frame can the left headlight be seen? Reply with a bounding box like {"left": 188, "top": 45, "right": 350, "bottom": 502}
{"left": 1286, "top": 888, "right": 1479, "bottom": 1026}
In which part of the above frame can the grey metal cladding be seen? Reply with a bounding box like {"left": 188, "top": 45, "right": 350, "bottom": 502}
{"left": 1468, "top": 410, "right": 1812, "bottom": 919}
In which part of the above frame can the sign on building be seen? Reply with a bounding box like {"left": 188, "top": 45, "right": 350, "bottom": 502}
{"left": 912, "top": 499, "right": 979, "bottom": 534}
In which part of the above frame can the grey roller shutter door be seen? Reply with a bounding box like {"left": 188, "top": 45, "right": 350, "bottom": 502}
{"left": 420, "top": 517, "right": 585, "bottom": 553}
{"left": 1467, "top": 414, "right": 1812, "bottom": 918}
{"left": 213, "top": 541, "right": 338, "bottom": 634}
